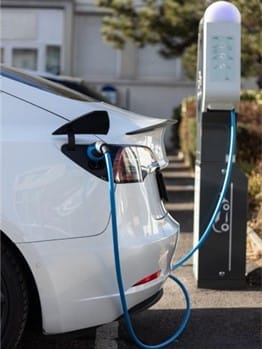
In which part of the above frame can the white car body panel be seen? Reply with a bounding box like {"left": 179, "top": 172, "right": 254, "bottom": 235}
{"left": 17, "top": 212, "right": 178, "bottom": 333}
{"left": 0, "top": 67, "right": 179, "bottom": 336}
{"left": 1, "top": 92, "right": 110, "bottom": 241}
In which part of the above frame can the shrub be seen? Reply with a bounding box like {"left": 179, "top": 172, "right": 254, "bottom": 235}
{"left": 171, "top": 105, "right": 182, "bottom": 150}
{"left": 177, "top": 97, "right": 196, "bottom": 167}
{"left": 240, "top": 90, "right": 262, "bottom": 103}
{"left": 248, "top": 170, "right": 262, "bottom": 207}
{"left": 237, "top": 100, "right": 262, "bottom": 169}
{"left": 248, "top": 166, "right": 262, "bottom": 238}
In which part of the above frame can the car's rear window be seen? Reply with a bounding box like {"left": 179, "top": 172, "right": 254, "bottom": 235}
{"left": 0, "top": 65, "right": 94, "bottom": 102}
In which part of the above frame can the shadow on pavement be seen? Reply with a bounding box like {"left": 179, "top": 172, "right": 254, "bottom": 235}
{"left": 118, "top": 307, "right": 261, "bottom": 349}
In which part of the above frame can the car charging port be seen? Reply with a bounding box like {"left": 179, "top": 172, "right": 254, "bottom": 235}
{"left": 86, "top": 143, "right": 105, "bottom": 170}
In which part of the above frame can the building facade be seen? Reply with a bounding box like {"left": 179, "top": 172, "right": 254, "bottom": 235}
{"left": 1, "top": 0, "right": 197, "bottom": 146}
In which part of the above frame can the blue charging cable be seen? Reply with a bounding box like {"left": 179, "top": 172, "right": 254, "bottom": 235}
{"left": 93, "top": 110, "right": 236, "bottom": 348}
{"left": 103, "top": 149, "right": 191, "bottom": 348}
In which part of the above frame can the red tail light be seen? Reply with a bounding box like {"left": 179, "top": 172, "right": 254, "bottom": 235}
{"left": 113, "top": 147, "right": 142, "bottom": 183}
{"left": 113, "top": 146, "right": 158, "bottom": 183}
{"left": 133, "top": 271, "right": 161, "bottom": 287}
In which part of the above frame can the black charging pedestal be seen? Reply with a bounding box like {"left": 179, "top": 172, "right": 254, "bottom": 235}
{"left": 193, "top": 110, "right": 248, "bottom": 289}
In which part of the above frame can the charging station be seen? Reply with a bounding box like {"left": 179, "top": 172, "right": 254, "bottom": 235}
{"left": 193, "top": 2, "right": 248, "bottom": 289}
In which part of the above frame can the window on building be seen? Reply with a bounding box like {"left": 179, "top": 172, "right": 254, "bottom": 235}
{"left": 0, "top": 48, "right": 4, "bottom": 63}
{"left": 12, "top": 48, "right": 38, "bottom": 70}
{"left": 46, "top": 45, "right": 61, "bottom": 74}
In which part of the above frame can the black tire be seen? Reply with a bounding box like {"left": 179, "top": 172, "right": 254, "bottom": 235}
{"left": 1, "top": 241, "right": 29, "bottom": 349}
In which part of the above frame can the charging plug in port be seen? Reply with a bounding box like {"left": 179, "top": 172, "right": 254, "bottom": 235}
{"left": 86, "top": 143, "right": 105, "bottom": 169}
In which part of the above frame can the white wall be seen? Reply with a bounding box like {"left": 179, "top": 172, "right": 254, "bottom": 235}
{"left": 1, "top": 8, "right": 64, "bottom": 72}
{"left": 72, "top": 10, "right": 196, "bottom": 148}
{"left": 73, "top": 14, "right": 117, "bottom": 79}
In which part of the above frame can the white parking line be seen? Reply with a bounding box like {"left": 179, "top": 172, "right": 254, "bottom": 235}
{"left": 95, "top": 321, "right": 118, "bottom": 349}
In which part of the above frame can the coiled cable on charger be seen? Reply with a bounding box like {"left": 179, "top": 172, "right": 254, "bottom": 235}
{"left": 92, "top": 110, "right": 236, "bottom": 348}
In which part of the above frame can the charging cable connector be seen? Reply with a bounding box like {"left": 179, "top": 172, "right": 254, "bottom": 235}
{"left": 86, "top": 141, "right": 109, "bottom": 162}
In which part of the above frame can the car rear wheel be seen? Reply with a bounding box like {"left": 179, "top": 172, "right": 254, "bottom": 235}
{"left": 1, "top": 241, "right": 29, "bottom": 349}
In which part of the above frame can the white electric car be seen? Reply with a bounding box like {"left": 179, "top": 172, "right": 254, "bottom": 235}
{"left": 0, "top": 65, "right": 179, "bottom": 349}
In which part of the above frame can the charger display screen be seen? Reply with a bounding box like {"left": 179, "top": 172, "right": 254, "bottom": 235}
{"left": 209, "top": 35, "right": 235, "bottom": 82}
